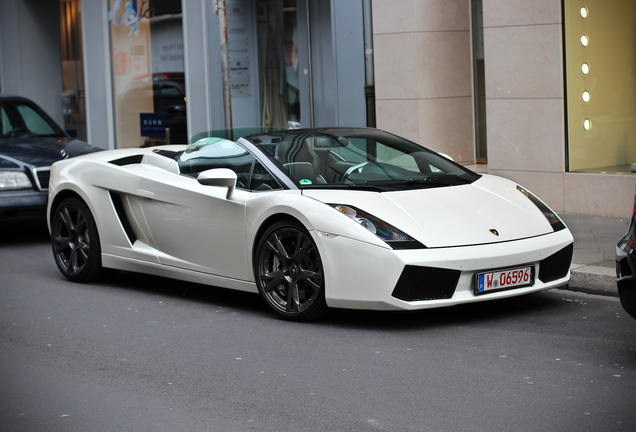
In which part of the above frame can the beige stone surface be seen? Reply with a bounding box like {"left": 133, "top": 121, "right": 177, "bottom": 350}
{"left": 372, "top": 0, "right": 417, "bottom": 34}
{"left": 417, "top": 97, "right": 474, "bottom": 163}
{"left": 563, "top": 173, "right": 636, "bottom": 217}
{"left": 414, "top": 0, "right": 470, "bottom": 32}
{"left": 484, "top": 24, "right": 563, "bottom": 99}
{"left": 373, "top": 32, "right": 418, "bottom": 100}
{"left": 486, "top": 98, "right": 565, "bottom": 172}
{"left": 416, "top": 31, "right": 472, "bottom": 99}
{"left": 375, "top": 99, "right": 420, "bottom": 142}
{"left": 483, "top": 0, "right": 561, "bottom": 27}
{"left": 372, "top": 0, "right": 470, "bottom": 34}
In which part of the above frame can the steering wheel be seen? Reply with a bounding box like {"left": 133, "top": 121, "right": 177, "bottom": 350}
{"left": 342, "top": 162, "right": 368, "bottom": 179}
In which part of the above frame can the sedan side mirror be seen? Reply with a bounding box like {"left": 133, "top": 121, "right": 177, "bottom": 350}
{"left": 197, "top": 168, "right": 237, "bottom": 199}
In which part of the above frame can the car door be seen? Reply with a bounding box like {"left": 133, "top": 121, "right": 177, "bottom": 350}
{"left": 136, "top": 144, "right": 254, "bottom": 281}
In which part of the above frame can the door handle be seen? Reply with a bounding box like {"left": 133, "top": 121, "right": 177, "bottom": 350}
{"left": 136, "top": 188, "right": 154, "bottom": 199}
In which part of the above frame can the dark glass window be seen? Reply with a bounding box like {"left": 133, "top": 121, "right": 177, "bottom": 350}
{"left": 178, "top": 137, "right": 280, "bottom": 191}
{"left": 250, "top": 161, "right": 282, "bottom": 191}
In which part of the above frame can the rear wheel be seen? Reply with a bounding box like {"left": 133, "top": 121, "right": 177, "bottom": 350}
{"left": 254, "top": 220, "right": 328, "bottom": 321}
{"left": 51, "top": 197, "right": 102, "bottom": 282}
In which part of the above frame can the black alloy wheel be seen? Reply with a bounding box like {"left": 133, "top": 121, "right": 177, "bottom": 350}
{"left": 255, "top": 220, "right": 328, "bottom": 321}
{"left": 51, "top": 197, "right": 103, "bottom": 282}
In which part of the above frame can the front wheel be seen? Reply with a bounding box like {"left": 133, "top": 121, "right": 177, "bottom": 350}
{"left": 51, "top": 197, "right": 103, "bottom": 282}
{"left": 254, "top": 220, "right": 328, "bottom": 321}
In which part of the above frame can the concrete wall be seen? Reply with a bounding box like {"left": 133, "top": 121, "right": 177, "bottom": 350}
{"left": 0, "top": 0, "right": 64, "bottom": 126}
{"left": 372, "top": 0, "right": 474, "bottom": 164}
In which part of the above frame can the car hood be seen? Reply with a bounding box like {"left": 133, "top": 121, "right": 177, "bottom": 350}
{"left": 0, "top": 136, "right": 101, "bottom": 167}
{"left": 302, "top": 174, "right": 559, "bottom": 248}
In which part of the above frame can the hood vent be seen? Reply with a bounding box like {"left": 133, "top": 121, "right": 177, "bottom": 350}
{"left": 109, "top": 155, "right": 144, "bottom": 166}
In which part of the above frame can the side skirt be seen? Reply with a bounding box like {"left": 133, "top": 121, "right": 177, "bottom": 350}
{"left": 102, "top": 253, "right": 259, "bottom": 293}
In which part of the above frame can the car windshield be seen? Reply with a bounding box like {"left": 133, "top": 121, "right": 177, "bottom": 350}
{"left": 245, "top": 128, "right": 480, "bottom": 190}
{"left": 0, "top": 100, "right": 66, "bottom": 139}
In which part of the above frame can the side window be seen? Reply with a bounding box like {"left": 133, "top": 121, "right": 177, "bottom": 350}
{"left": 250, "top": 161, "right": 282, "bottom": 191}
{"left": 179, "top": 139, "right": 255, "bottom": 189}
{"left": 225, "top": 155, "right": 254, "bottom": 190}
{"left": 179, "top": 138, "right": 284, "bottom": 191}
{"left": 0, "top": 105, "right": 14, "bottom": 135}
{"left": 197, "top": 154, "right": 255, "bottom": 190}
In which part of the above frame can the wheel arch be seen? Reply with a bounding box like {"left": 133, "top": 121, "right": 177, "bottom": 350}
{"left": 251, "top": 213, "right": 306, "bottom": 268}
{"left": 48, "top": 189, "right": 86, "bottom": 228}
{"left": 49, "top": 190, "right": 105, "bottom": 282}
{"left": 250, "top": 213, "right": 329, "bottom": 320}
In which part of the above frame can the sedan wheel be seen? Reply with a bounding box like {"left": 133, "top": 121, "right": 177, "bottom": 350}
{"left": 255, "top": 220, "right": 328, "bottom": 320}
{"left": 51, "top": 197, "right": 102, "bottom": 282}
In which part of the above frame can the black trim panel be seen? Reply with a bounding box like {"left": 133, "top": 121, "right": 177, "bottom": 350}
{"left": 109, "top": 192, "right": 137, "bottom": 244}
{"left": 109, "top": 155, "right": 144, "bottom": 166}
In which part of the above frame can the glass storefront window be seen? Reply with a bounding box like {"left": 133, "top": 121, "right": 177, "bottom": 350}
{"left": 257, "top": 0, "right": 301, "bottom": 129}
{"left": 564, "top": 0, "right": 636, "bottom": 173}
{"left": 60, "top": 0, "right": 87, "bottom": 141}
{"left": 108, "top": 0, "right": 187, "bottom": 148}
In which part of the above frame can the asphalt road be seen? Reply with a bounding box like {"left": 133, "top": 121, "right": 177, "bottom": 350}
{"left": 1, "top": 225, "right": 635, "bottom": 432}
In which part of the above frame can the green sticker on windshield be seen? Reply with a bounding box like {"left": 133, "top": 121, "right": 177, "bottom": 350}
{"left": 299, "top": 179, "right": 313, "bottom": 185}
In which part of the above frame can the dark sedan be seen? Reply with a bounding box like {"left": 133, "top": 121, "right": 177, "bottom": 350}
{"left": 0, "top": 94, "right": 100, "bottom": 224}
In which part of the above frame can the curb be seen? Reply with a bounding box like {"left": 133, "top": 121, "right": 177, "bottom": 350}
{"left": 567, "top": 264, "right": 617, "bottom": 297}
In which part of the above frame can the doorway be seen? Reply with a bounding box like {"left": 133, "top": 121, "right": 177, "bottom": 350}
{"left": 59, "top": 0, "right": 87, "bottom": 141}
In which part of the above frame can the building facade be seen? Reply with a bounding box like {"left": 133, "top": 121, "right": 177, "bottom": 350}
{"left": 1, "top": 0, "right": 634, "bottom": 217}
{"left": 373, "top": 0, "right": 636, "bottom": 217}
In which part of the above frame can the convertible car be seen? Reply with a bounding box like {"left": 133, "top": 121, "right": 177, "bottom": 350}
{"left": 47, "top": 127, "right": 574, "bottom": 320}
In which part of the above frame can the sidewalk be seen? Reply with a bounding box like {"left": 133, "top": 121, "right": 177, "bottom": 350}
{"left": 559, "top": 212, "right": 631, "bottom": 297}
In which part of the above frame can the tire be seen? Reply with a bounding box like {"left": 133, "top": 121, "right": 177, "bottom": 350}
{"left": 51, "top": 197, "right": 103, "bottom": 282}
{"left": 254, "top": 219, "right": 328, "bottom": 321}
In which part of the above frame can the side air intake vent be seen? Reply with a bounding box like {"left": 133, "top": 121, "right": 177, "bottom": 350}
{"left": 392, "top": 266, "right": 460, "bottom": 301}
{"left": 109, "top": 192, "right": 137, "bottom": 244}
{"left": 109, "top": 155, "right": 144, "bottom": 166}
{"left": 539, "top": 243, "right": 573, "bottom": 283}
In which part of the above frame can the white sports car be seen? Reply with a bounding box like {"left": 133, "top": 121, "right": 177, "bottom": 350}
{"left": 47, "top": 127, "right": 573, "bottom": 320}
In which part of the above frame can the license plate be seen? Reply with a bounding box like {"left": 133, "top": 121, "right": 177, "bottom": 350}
{"left": 475, "top": 265, "right": 535, "bottom": 294}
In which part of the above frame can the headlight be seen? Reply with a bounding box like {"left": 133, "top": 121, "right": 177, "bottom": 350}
{"left": 331, "top": 204, "right": 426, "bottom": 249}
{"left": 517, "top": 185, "right": 565, "bottom": 232}
{"left": 0, "top": 171, "right": 33, "bottom": 190}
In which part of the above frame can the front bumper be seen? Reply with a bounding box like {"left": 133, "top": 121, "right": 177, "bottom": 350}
{"left": 316, "top": 228, "right": 574, "bottom": 311}
{"left": 615, "top": 214, "right": 636, "bottom": 319}
{"left": 0, "top": 189, "right": 48, "bottom": 223}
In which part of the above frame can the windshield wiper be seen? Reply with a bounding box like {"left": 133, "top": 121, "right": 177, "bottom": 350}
{"left": 367, "top": 174, "right": 473, "bottom": 184}
{"left": 301, "top": 183, "right": 389, "bottom": 192}
{"left": 419, "top": 174, "right": 474, "bottom": 184}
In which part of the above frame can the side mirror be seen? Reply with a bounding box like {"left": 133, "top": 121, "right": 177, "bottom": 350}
{"left": 197, "top": 168, "right": 237, "bottom": 199}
